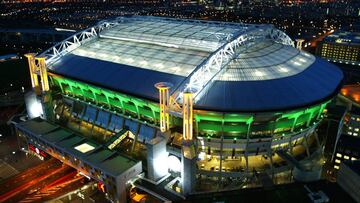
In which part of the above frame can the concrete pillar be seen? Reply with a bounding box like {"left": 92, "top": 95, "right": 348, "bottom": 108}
{"left": 146, "top": 136, "right": 168, "bottom": 181}
{"left": 245, "top": 154, "right": 249, "bottom": 173}
{"left": 303, "top": 134, "right": 311, "bottom": 157}
{"left": 79, "top": 104, "right": 87, "bottom": 130}
{"left": 181, "top": 140, "right": 197, "bottom": 195}
{"left": 41, "top": 91, "right": 55, "bottom": 122}
{"left": 131, "top": 123, "right": 141, "bottom": 152}
{"left": 90, "top": 108, "right": 99, "bottom": 135}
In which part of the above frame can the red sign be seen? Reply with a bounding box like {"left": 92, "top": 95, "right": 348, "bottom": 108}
{"left": 97, "top": 182, "right": 106, "bottom": 193}
{"left": 28, "top": 144, "right": 47, "bottom": 158}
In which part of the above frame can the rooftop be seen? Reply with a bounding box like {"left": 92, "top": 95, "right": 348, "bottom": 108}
{"left": 324, "top": 31, "right": 360, "bottom": 46}
{"left": 340, "top": 84, "right": 360, "bottom": 105}
{"left": 45, "top": 16, "right": 343, "bottom": 112}
{"left": 17, "top": 118, "right": 140, "bottom": 177}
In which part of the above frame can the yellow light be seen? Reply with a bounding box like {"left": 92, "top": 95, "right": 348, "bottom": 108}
{"left": 25, "top": 54, "right": 50, "bottom": 92}
{"left": 155, "top": 82, "right": 172, "bottom": 132}
{"left": 183, "top": 92, "right": 193, "bottom": 140}
{"left": 74, "top": 143, "right": 95, "bottom": 153}
{"left": 24, "top": 53, "right": 39, "bottom": 88}
{"left": 36, "top": 57, "right": 50, "bottom": 92}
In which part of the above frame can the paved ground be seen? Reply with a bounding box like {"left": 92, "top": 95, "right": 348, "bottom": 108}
{"left": 0, "top": 159, "right": 18, "bottom": 181}
{"left": 0, "top": 124, "right": 42, "bottom": 173}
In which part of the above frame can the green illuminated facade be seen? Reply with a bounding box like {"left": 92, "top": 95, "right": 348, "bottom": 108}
{"left": 50, "top": 74, "right": 330, "bottom": 140}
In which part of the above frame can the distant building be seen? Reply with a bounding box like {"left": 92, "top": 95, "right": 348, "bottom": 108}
{"left": 322, "top": 104, "right": 347, "bottom": 155}
{"left": 337, "top": 160, "right": 360, "bottom": 203}
{"left": 0, "top": 54, "right": 18, "bottom": 62}
{"left": 338, "top": 85, "right": 360, "bottom": 138}
{"left": 343, "top": 107, "right": 360, "bottom": 138}
{"left": 331, "top": 90, "right": 360, "bottom": 171}
{"left": 316, "top": 31, "right": 360, "bottom": 66}
{"left": 332, "top": 134, "right": 360, "bottom": 170}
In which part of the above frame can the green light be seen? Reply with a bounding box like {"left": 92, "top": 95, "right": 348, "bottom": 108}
{"left": 50, "top": 74, "right": 331, "bottom": 139}
{"left": 50, "top": 74, "right": 160, "bottom": 123}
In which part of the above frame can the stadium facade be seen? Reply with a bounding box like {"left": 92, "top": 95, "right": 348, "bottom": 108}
{"left": 16, "top": 16, "right": 343, "bottom": 202}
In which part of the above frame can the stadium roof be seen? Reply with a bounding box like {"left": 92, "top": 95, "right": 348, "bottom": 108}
{"left": 44, "top": 16, "right": 343, "bottom": 112}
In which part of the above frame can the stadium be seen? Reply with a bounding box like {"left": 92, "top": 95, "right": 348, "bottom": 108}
{"left": 16, "top": 16, "right": 343, "bottom": 202}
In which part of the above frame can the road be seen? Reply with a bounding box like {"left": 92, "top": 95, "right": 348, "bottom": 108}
{"left": 309, "top": 30, "right": 334, "bottom": 48}
{"left": 0, "top": 158, "right": 61, "bottom": 196}
{"left": 0, "top": 158, "right": 86, "bottom": 203}
{"left": 19, "top": 171, "right": 86, "bottom": 203}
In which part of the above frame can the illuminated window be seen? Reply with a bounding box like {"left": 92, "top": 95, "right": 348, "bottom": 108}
{"left": 354, "top": 133, "right": 358, "bottom": 136}
{"left": 344, "top": 155, "right": 350, "bottom": 160}
{"left": 351, "top": 157, "right": 357, "bottom": 161}
{"left": 356, "top": 128, "right": 360, "bottom": 132}
{"left": 74, "top": 143, "right": 95, "bottom": 153}
{"left": 334, "top": 165, "right": 339, "bottom": 169}
{"left": 336, "top": 153, "right": 342, "bottom": 158}
{"left": 335, "top": 159, "right": 341, "bottom": 164}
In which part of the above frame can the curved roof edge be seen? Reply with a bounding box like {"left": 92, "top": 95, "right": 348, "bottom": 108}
{"left": 193, "top": 58, "right": 344, "bottom": 113}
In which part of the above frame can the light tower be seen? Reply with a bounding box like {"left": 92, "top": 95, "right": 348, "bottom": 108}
{"left": 24, "top": 54, "right": 53, "bottom": 121}
{"left": 181, "top": 91, "right": 197, "bottom": 195}
{"left": 183, "top": 92, "right": 193, "bottom": 141}
{"left": 24, "top": 54, "right": 50, "bottom": 93}
{"left": 24, "top": 54, "right": 39, "bottom": 91}
{"left": 296, "top": 39, "right": 305, "bottom": 50}
{"left": 155, "top": 82, "right": 173, "bottom": 132}
{"left": 146, "top": 82, "right": 174, "bottom": 182}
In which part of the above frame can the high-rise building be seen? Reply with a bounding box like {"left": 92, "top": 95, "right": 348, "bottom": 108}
{"left": 316, "top": 31, "right": 360, "bottom": 66}
{"left": 332, "top": 134, "right": 360, "bottom": 170}
{"left": 330, "top": 87, "right": 360, "bottom": 172}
